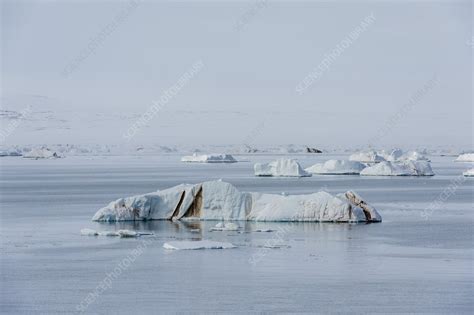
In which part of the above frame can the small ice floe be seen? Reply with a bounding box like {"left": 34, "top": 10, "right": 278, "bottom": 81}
{"left": 254, "top": 229, "right": 274, "bottom": 232}
{"left": 80, "top": 228, "right": 98, "bottom": 236}
{"left": 455, "top": 153, "right": 474, "bottom": 162}
{"left": 463, "top": 169, "right": 474, "bottom": 177}
{"left": 305, "top": 160, "right": 366, "bottom": 175}
{"left": 0, "top": 148, "right": 22, "bottom": 157}
{"left": 258, "top": 244, "right": 291, "bottom": 249}
{"left": 360, "top": 161, "right": 434, "bottom": 176}
{"left": 163, "top": 240, "right": 236, "bottom": 250}
{"left": 189, "top": 229, "right": 201, "bottom": 233}
{"left": 349, "top": 150, "right": 385, "bottom": 163}
{"left": 80, "top": 228, "right": 150, "bottom": 238}
{"left": 181, "top": 153, "right": 237, "bottom": 163}
{"left": 210, "top": 222, "right": 240, "bottom": 231}
{"left": 254, "top": 158, "right": 311, "bottom": 177}
{"left": 23, "top": 148, "right": 61, "bottom": 159}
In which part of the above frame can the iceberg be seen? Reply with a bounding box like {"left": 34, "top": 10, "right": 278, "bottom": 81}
{"left": 92, "top": 180, "right": 381, "bottom": 223}
{"left": 305, "top": 160, "right": 366, "bottom": 175}
{"left": 163, "top": 240, "right": 236, "bottom": 250}
{"left": 360, "top": 161, "right": 434, "bottom": 176}
{"left": 23, "top": 148, "right": 61, "bottom": 159}
{"left": 349, "top": 150, "right": 385, "bottom": 163}
{"left": 455, "top": 153, "right": 474, "bottom": 162}
{"left": 181, "top": 153, "right": 237, "bottom": 163}
{"left": 463, "top": 169, "right": 474, "bottom": 177}
{"left": 254, "top": 158, "right": 311, "bottom": 177}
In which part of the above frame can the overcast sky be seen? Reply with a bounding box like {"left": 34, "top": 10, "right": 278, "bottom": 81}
{"left": 1, "top": 0, "right": 472, "bottom": 147}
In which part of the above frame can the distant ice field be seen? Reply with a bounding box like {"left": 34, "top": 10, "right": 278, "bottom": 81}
{"left": 1, "top": 154, "right": 473, "bottom": 313}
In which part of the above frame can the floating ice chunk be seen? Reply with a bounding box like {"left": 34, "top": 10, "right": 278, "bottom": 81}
{"left": 117, "top": 230, "right": 139, "bottom": 238}
{"left": 463, "top": 168, "right": 474, "bottom": 177}
{"left": 80, "top": 228, "right": 149, "bottom": 237}
{"left": 254, "top": 158, "right": 311, "bottom": 177}
{"left": 349, "top": 150, "right": 385, "bottom": 163}
{"left": 360, "top": 161, "right": 434, "bottom": 176}
{"left": 23, "top": 148, "right": 61, "bottom": 159}
{"left": 0, "top": 148, "right": 22, "bottom": 157}
{"left": 163, "top": 240, "right": 236, "bottom": 250}
{"left": 181, "top": 153, "right": 237, "bottom": 163}
{"left": 455, "top": 153, "right": 474, "bottom": 162}
{"left": 254, "top": 228, "right": 274, "bottom": 232}
{"left": 210, "top": 222, "right": 240, "bottom": 231}
{"left": 305, "top": 160, "right": 366, "bottom": 175}
{"left": 80, "top": 228, "right": 98, "bottom": 236}
{"left": 93, "top": 180, "right": 381, "bottom": 223}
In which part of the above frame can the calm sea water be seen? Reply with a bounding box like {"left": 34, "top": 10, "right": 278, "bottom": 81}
{"left": 1, "top": 154, "right": 473, "bottom": 313}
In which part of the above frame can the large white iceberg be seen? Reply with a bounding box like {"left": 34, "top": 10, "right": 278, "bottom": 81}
{"left": 92, "top": 180, "right": 381, "bottom": 223}
{"left": 254, "top": 158, "right": 311, "bottom": 177}
{"left": 360, "top": 161, "right": 434, "bottom": 176}
{"left": 305, "top": 160, "right": 366, "bottom": 175}
{"left": 349, "top": 150, "right": 385, "bottom": 163}
{"left": 463, "top": 169, "right": 474, "bottom": 177}
{"left": 23, "top": 148, "right": 61, "bottom": 159}
{"left": 455, "top": 153, "right": 474, "bottom": 162}
{"left": 181, "top": 153, "right": 237, "bottom": 163}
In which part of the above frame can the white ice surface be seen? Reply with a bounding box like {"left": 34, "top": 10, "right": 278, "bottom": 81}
{"left": 209, "top": 222, "right": 240, "bottom": 231}
{"left": 455, "top": 153, "right": 474, "bottom": 162}
{"left": 92, "top": 180, "right": 381, "bottom": 223}
{"left": 463, "top": 168, "right": 474, "bottom": 177}
{"left": 23, "top": 148, "right": 61, "bottom": 159}
{"left": 305, "top": 160, "right": 366, "bottom": 175}
{"left": 360, "top": 161, "right": 434, "bottom": 176}
{"left": 349, "top": 150, "right": 385, "bottom": 163}
{"left": 254, "top": 158, "right": 311, "bottom": 177}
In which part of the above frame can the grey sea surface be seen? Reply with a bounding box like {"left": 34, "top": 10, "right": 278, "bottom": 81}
{"left": 1, "top": 154, "right": 473, "bottom": 313}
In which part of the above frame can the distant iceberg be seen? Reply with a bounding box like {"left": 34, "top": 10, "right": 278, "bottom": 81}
{"left": 92, "top": 180, "right": 381, "bottom": 223}
{"left": 455, "top": 153, "right": 474, "bottom": 162}
{"left": 360, "top": 161, "right": 434, "bottom": 176}
{"left": 349, "top": 150, "right": 385, "bottom": 163}
{"left": 0, "top": 148, "right": 22, "bottom": 157}
{"left": 254, "top": 158, "right": 311, "bottom": 177}
{"left": 463, "top": 169, "right": 474, "bottom": 177}
{"left": 23, "top": 148, "right": 61, "bottom": 159}
{"left": 181, "top": 153, "right": 237, "bottom": 163}
{"left": 306, "top": 160, "right": 366, "bottom": 175}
